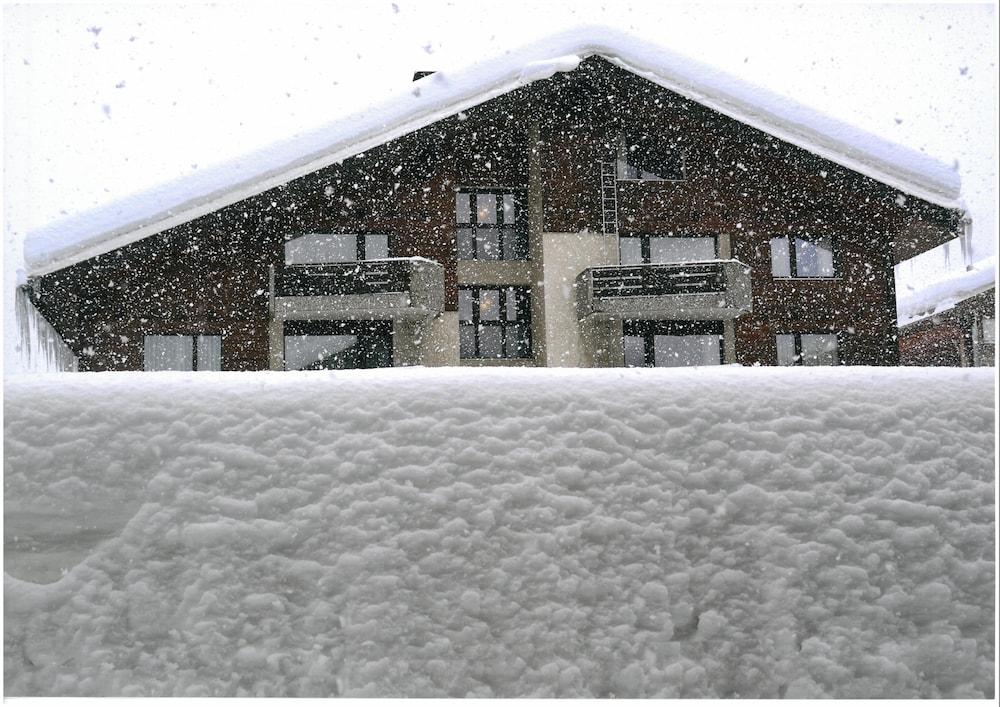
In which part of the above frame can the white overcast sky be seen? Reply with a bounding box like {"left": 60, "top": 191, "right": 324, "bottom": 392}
{"left": 3, "top": 1, "right": 998, "bottom": 276}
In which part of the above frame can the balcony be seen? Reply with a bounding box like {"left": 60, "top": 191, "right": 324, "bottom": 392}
{"left": 270, "top": 257, "right": 444, "bottom": 321}
{"left": 576, "top": 259, "right": 752, "bottom": 321}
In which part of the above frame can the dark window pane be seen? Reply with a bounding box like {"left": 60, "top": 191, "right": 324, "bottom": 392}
{"left": 196, "top": 335, "right": 222, "bottom": 371}
{"left": 505, "top": 323, "right": 531, "bottom": 357}
{"left": 144, "top": 335, "right": 193, "bottom": 371}
{"left": 649, "top": 236, "right": 716, "bottom": 263}
{"left": 629, "top": 137, "right": 683, "bottom": 180}
{"left": 776, "top": 334, "right": 797, "bottom": 366}
{"left": 619, "top": 237, "right": 642, "bottom": 265}
{"left": 502, "top": 194, "right": 516, "bottom": 223}
{"left": 653, "top": 334, "right": 720, "bottom": 367}
{"left": 770, "top": 237, "right": 791, "bottom": 277}
{"left": 795, "top": 237, "right": 834, "bottom": 277}
{"left": 364, "top": 234, "right": 389, "bottom": 260}
{"left": 479, "top": 289, "right": 500, "bottom": 321}
{"left": 502, "top": 227, "right": 527, "bottom": 260}
{"left": 800, "top": 334, "right": 838, "bottom": 365}
{"left": 623, "top": 335, "right": 645, "bottom": 367}
{"left": 477, "top": 229, "right": 500, "bottom": 260}
{"left": 455, "top": 193, "right": 471, "bottom": 223}
{"left": 505, "top": 287, "right": 519, "bottom": 321}
{"left": 285, "top": 234, "right": 357, "bottom": 265}
{"left": 476, "top": 194, "right": 497, "bottom": 224}
{"left": 284, "top": 335, "right": 358, "bottom": 370}
{"left": 457, "top": 228, "right": 475, "bottom": 260}
{"left": 459, "top": 325, "right": 477, "bottom": 358}
{"left": 478, "top": 326, "right": 502, "bottom": 357}
{"left": 458, "top": 289, "right": 474, "bottom": 322}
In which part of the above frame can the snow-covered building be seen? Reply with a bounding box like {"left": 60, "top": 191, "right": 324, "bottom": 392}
{"left": 21, "top": 29, "right": 965, "bottom": 371}
{"left": 897, "top": 259, "right": 995, "bottom": 367}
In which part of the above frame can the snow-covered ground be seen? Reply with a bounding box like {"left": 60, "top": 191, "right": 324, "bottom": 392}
{"left": 3, "top": 367, "right": 995, "bottom": 698}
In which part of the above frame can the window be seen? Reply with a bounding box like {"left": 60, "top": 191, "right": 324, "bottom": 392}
{"left": 283, "top": 320, "right": 392, "bottom": 370}
{"left": 620, "top": 234, "right": 717, "bottom": 265}
{"left": 284, "top": 233, "right": 389, "bottom": 265}
{"left": 616, "top": 134, "right": 684, "bottom": 181}
{"left": 144, "top": 335, "right": 221, "bottom": 371}
{"left": 972, "top": 314, "right": 995, "bottom": 367}
{"left": 776, "top": 333, "right": 839, "bottom": 366}
{"left": 623, "top": 321, "right": 723, "bottom": 367}
{"left": 981, "top": 316, "right": 996, "bottom": 345}
{"left": 459, "top": 286, "right": 531, "bottom": 359}
{"left": 770, "top": 234, "right": 835, "bottom": 278}
{"left": 455, "top": 190, "right": 527, "bottom": 261}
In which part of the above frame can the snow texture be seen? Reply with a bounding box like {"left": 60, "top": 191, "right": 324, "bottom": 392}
{"left": 897, "top": 256, "right": 996, "bottom": 326}
{"left": 22, "top": 24, "right": 962, "bottom": 277}
{"left": 4, "top": 367, "right": 994, "bottom": 698}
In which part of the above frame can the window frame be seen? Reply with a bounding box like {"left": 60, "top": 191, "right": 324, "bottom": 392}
{"left": 623, "top": 320, "right": 724, "bottom": 367}
{"left": 458, "top": 285, "right": 532, "bottom": 360}
{"left": 775, "top": 332, "right": 841, "bottom": 366}
{"left": 619, "top": 233, "right": 719, "bottom": 265}
{"left": 282, "top": 319, "right": 393, "bottom": 370}
{"left": 615, "top": 134, "right": 686, "bottom": 182}
{"left": 455, "top": 188, "right": 528, "bottom": 262}
{"left": 283, "top": 232, "right": 391, "bottom": 265}
{"left": 770, "top": 233, "right": 837, "bottom": 279}
{"left": 143, "top": 334, "right": 222, "bottom": 371}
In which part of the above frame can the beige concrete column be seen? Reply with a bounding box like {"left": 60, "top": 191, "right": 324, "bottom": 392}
{"left": 268, "top": 318, "right": 284, "bottom": 370}
{"left": 718, "top": 232, "right": 732, "bottom": 259}
{"left": 421, "top": 312, "right": 460, "bottom": 366}
{"left": 392, "top": 319, "right": 421, "bottom": 366}
{"left": 723, "top": 319, "right": 736, "bottom": 364}
{"left": 528, "top": 119, "right": 546, "bottom": 366}
{"left": 543, "top": 231, "right": 618, "bottom": 366}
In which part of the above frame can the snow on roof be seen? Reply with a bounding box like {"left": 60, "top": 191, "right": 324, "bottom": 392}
{"left": 897, "top": 256, "right": 995, "bottom": 326}
{"left": 23, "top": 25, "right": 963, "bottom": 276}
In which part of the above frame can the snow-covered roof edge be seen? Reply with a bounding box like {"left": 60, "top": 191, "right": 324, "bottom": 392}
{"left": 24, "top": 25, "right": 964, "bottom": 277}
{"left": 897, "top": 257, "right": 996, "bottom": 326}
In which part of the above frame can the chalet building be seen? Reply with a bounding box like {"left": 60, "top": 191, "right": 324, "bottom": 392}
{"left": 900, "top": 287, "right": 995, "bottom": 367}
{"left": 22, "top": 31, "right": 965, "bottom": 371}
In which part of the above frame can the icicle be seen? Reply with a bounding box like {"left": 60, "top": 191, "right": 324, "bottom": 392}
{"left": 13, "top": 286, "right": 78, "bottom": 372}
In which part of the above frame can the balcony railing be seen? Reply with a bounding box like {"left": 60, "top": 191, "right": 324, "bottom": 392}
{"left": 270, "top": 257, "right": 444, "bottom": 321}
{"left": 576, "top": 260, "right": 752, "bottom": 320}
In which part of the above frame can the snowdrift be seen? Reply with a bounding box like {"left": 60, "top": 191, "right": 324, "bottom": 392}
{"left": 3, "top": 368, "right": 995, "bottom": 697}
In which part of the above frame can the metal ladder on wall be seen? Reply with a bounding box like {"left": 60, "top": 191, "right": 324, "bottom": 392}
{"left": 599, "top": 161, "right": 618, "bottom": 235}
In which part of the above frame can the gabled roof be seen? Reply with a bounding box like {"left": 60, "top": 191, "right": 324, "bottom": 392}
{"left": 24, "top": 25, "right": 963, "bottom": 276}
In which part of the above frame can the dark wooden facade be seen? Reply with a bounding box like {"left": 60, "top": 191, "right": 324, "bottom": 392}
{"left": 29, "top": 57, "right": 960, "bottom": 371}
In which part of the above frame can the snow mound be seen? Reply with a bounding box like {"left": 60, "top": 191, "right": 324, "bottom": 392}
{"left": 3, "top": 368, "right": 995, "bottom": 698}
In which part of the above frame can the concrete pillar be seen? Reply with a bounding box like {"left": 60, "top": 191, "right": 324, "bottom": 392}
{"left": 268, "top": 318, "right": 284, "bottom": 370}
{"left": 542, "top": 231, "right": 618, "bottom": 367}
{"left": 718, "top": 232, "right": 732, "bottom": 260}
{"left": 528, "top": 119, "right": 547, "bottom": 366}
{"left": 392, "top": 319, "right": 422, "bottom": 367}
{"left": 723, "top": 319, "right": 736, "bottom": 364}
{"left": 421, "top": 312, "right": 460, "bottom": 366}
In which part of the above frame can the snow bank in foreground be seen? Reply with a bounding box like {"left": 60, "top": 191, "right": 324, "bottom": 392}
{"left": 3, "top": 368, "right": 995, "bottom": 698}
